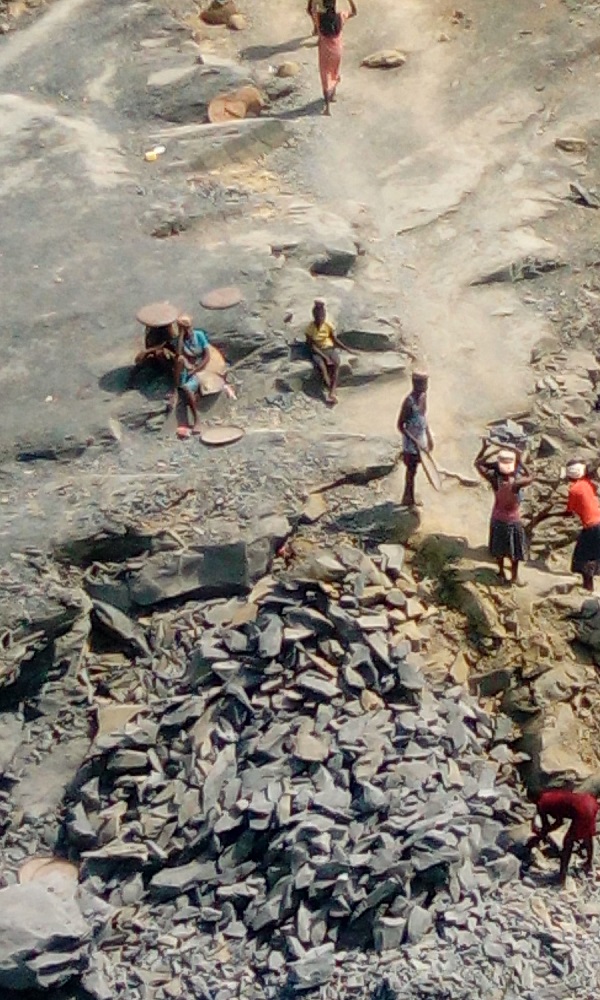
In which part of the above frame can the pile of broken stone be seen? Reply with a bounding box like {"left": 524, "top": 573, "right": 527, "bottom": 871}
{"left": 4, "top": 540, "right": 600, "bottom": 999}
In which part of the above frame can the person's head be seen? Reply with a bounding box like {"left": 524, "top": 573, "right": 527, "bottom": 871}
{"left": 313, "top": 299, "right": 326, "bottom": 326}
{"left": 566, "top": 458, "right": 587, "bottom": 482}
{"left": 496, "top": 449, "right": 517, "bottom": 477}
{"left": 319, "top": 0, "right": 341, "bottom": 35}
{"left": 411, "top": 369, "right": 428, "bottom": 399}
{"left": 177, "top": 314, "right": 192, "bottom": 337}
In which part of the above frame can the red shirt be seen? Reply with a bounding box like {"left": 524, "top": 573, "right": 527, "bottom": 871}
{"left": 491, "top": 477, "right": 521, "bottom": 524}
{"left": 567, "top": 479, "right": 600, "bottom": 528}
{"left": 537, "top": 789, "right": 599, "bottom": 840}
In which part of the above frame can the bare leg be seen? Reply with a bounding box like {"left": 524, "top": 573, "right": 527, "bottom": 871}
{"left": 314, "top": 357, "right": 331, "bottom": 400}
{"left": 510, "top": 559, "right": 520, "bottom": 585}
{"left": 183, "top": 387, "right": 199, "bottom": 429}
{"left": 560, "top": 832, "right": 575, "bottom": 884}
{"left": 326, "top": 361, "right": 340, "bottom": 404}
{"left": 401, "top": 464, "right": 417, "bottom": 507}
{"left": 582, "top": 567, "right": 594, "bottom": 592}
{"left": 323, "top": 92, "right": 332, "bottom": 116}
{"left": 496, "top": 558, "right": 506, "bottom": 581}
{"left": 583, "top": 835, "right": 594, "bottom": 874}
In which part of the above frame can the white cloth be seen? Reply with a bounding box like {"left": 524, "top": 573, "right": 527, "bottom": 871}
{"left": 566, "top": 461, "right": 586, "bottom": 481}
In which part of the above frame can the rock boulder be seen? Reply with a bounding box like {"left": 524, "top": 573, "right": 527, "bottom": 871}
{"left": 0, "top": 877, "right": 91, "bottom": 991}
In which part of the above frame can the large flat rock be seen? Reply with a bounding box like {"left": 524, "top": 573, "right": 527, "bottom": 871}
{"left": 0, "top": 877, "right": 91, "bottom": 991}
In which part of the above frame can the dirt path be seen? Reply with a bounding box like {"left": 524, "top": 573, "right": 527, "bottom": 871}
{"left": 238, "top": 0, "right": 588, "bottom": 544}
{"left": 0, "top": 0, "right": 95, "bottom": 70}
{"left": 0, "top": 0, "right": 596, "bottom": 583}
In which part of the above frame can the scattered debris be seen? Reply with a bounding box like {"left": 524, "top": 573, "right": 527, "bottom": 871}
{"left": 569, "top": 181, "right": 599, "bottom": 209}
{"left": 555, "top": 136, "right": 588, "bottom": 153}
{"left": 276, "top": 61, "right": 301, "bottom": 78}
{"left": 201, "top": 0, "right": 238, "bottom": 26}
{"left": 471, "top": 256, "right": 566, "bottom": 286}
{"left": 361, "top": 50, "right": 407, "bottom": 69}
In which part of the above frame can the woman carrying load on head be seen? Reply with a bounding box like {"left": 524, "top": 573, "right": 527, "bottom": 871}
{"left": 316, "top": 0, "right": 357, "bottom": 116}
{"left": 474, "top": 440, "right": 533, "bottom": 585}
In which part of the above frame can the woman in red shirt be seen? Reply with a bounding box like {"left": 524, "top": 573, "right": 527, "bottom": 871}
{"left": 316, "top": 0, "right": 357, "bottom": 116}
{"left": 563, "top": 460, "right": 600, "bottom": 591}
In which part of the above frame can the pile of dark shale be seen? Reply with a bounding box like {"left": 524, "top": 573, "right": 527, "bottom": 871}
{"left": 4, "top": 532, "right": 600, "bottom": 1000}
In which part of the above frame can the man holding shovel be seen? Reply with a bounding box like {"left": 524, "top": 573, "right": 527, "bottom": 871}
{"left": 397, "top": 370, "right": 433, "bottom": 508}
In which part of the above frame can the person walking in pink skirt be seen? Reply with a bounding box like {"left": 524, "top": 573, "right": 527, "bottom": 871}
{"left": 316, "top": 0, "right": 357, "bottom": 116}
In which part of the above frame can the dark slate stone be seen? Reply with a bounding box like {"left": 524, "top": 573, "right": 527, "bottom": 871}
{"left": 283, "top": 607, "right": 335, "bottom": 636}
{"left": 397, "top": 661, "right": 425, "bottom": 691}
{"left": 221, "top": 629, "right": 249, "bottom": 654}
{"left": 202, "top": 745, "right": 237, "bottom": 813}
{"left": 258, "top": 615, "right": 284, "bottom": 659}
{"left": 365, "top": 632, "right": 392, "bottom": 669}
{"left": 406, "top": 904, "right": 433, "bottom": 944}
{"left": 149, "top": 860, "right": 218, "bottom": 901}
{"left": 288, "top": 944, "right": 336, "bottom": 990}
{"left": 296, "top": 672, "right": 339, "bottom": 700}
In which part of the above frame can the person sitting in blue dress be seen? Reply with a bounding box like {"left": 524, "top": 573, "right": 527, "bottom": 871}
{"left": 173, "top": 314, "right": 211, "bottom": 435}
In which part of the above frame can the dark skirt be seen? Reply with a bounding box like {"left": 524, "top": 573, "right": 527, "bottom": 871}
{"left": 571, "top": 524, "right": 600, "bottom": 575}
{"left": 489, "top": 519, "right": 527, "bottom": 562}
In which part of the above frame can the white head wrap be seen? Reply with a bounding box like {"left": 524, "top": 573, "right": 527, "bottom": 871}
{"left": 566, "top": 461, "right": 586, "bottom": 481}
{"left": 496, "top": 449, "right": 517, "bottom": 475}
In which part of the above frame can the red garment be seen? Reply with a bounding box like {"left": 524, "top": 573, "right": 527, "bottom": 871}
{"left": 567, "top": 478, "right": 600, "bottom": 529}
{"left": 491, "top": 478, "right": 521, "bottom": 524}
{"left": 536, "top": 790, "right": 599, "bottom": 841}
{"left": 317, "top": 12, "right": 349, "bottom": 96}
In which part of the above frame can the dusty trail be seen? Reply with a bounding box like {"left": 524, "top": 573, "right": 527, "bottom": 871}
{"left": 0, "top": 0, "right": 593, "bottom": 593}
{"left": 249, "top": 0, "right": 563, "bottom": 544}
{"left": 0, "top": 0, "right": 97, "bottom": 71}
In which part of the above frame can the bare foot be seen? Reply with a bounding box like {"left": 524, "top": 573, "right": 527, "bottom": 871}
{"left": 322, "top": 105, "right": 331, "bottom": 116}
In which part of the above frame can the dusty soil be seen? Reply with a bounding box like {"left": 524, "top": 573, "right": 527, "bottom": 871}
{"left": 5, "top": 1, "right": 600, "bottom": 996}
{"left": 1, "top": 0, "right": 599, "bottom": 544}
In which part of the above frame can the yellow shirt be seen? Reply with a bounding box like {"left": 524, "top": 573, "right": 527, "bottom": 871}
{"left": 306, "top": 320, "right": 335, "bottom": 350}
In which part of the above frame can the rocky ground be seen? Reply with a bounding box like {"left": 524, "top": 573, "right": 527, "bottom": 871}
{"left": 4, "top": 0, "right": 600, "bottom": 998}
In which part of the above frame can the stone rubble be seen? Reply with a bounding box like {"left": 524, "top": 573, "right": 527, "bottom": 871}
{"left": 3, "top": 536, "right": 600, "bottom": 998}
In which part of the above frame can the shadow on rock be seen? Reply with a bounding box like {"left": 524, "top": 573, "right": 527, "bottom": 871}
{"left": 328, "top": 502, "right": 420, "bottom": 545}
{"left": 102, "top": 364, "right": 170, "bottom": 400}
{"left": 241, "top": 36, "right": 309, "bottom": 60}
{"left": 274, "top": 98, "right": 327, "bottom": 120}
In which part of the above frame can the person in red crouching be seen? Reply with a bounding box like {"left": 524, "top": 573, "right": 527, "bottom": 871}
{"left": 528, "top": 789, "right": 599, "bottom": 883}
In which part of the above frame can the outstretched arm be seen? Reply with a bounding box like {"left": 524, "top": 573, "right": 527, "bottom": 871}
{"left": 347, "top": 0, "right": 357, "bottom": 16}
{"left": 474, "top": 438, "right": 494, "bottom": 482}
